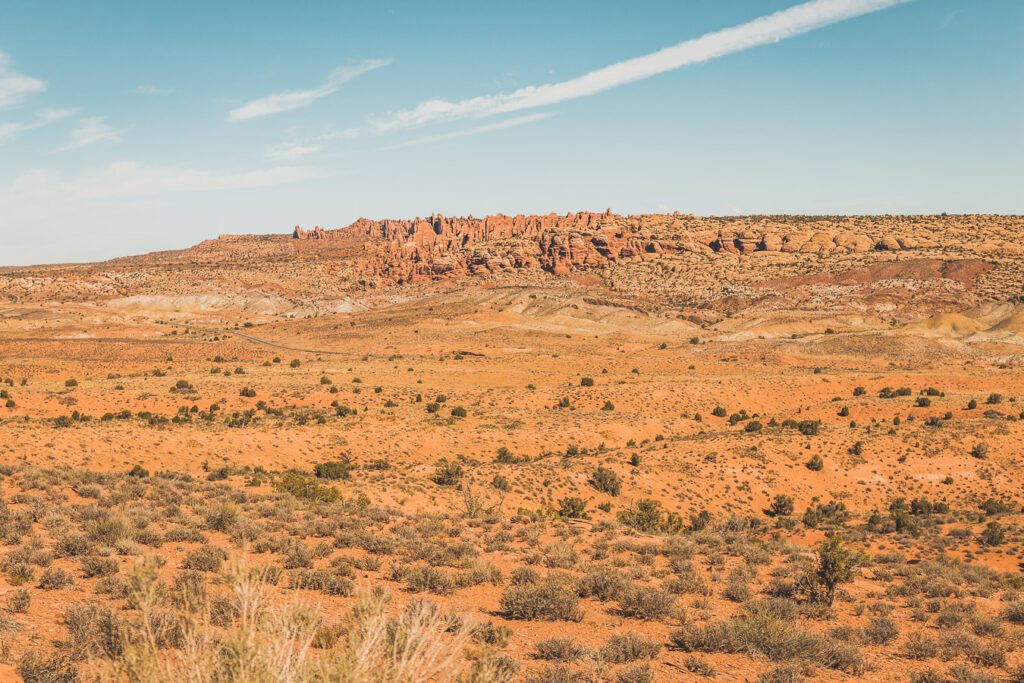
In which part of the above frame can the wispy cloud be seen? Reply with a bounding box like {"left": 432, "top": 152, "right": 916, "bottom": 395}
{"left": 132, "top": 84, "right": 173, "bottom": 95}
{"left": 374, "top": 0, "right": 911, "bottom": 132}
{"left": 382, "top": 112, "right": 555, "bottom": 151}
{"left": 57, "top": 117, "right": 125, "bottom": 152}
{"left": 940, "top": 9, "right": 962, "bottom": 29}
{"left": 229, "top": 58, "right": 392, "bottom": 122}
{"left": 0, "top": 108, "right": 74, "bottom": 145}
{"left": 265, "top": 127, "right": 360, "bottom": 160}
{"left": 0, "top": 162, "right": 315, "bottom": 224}
{"left": 0, "top": 51, "right": 46, "bottom": 110}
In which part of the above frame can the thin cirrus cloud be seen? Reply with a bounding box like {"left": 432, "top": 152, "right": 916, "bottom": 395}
{"left": 132, "top": 84, "right": 173, "bottom": 95}
{"left": 229, "top": 58, "right": 392, "bottom": 122}
{"left": 373, "top": 0, "right": 912, "bottom": 132}
{"left": 381, "top": 112, "right": 556, "bottom": 151}
{"left": 266, "top": 127, "right": 360, "bottom": 160}
{"left": 57, "top": 117, "right": 125, "bottom": 152}
{"left": 0, "top": 51, "right": 46, "bottom": 110}
{"left": 0, "top": 108, "right": 75, "bottom": 145}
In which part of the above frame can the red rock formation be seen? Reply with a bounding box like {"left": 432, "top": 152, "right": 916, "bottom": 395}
{"left": 293, "top": 225, "right": 327, "bottom": 240}
{"left": 284, "top": 212, "right": 927, "bottom": 286}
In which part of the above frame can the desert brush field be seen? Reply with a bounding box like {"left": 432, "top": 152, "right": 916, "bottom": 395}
{"left": 1, "top": 213, "right": 1023, "bottom": 682}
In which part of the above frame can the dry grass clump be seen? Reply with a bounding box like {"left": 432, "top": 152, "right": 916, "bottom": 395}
{"left": 671, "top": 600, "right": 866, "bottom": 674}
{"left": 500, "top": 576, "right": 585, "bottom": 622}
{"left": 26, "top": 555, "right": 485, "bottom": 683}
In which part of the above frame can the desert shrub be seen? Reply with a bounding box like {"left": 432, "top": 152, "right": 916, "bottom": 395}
{"left": 38, "top": 567, "right": 74, "bottom": 590}
{"left": 757, "top": 665, "right": 805, "bottom": 683}
{"left": 289, "top": 568, "right": 353, "bottom": 596}
{"left": 314, "top": 459, "right": 352, "bottom": 480}
{"left": 471, "top": 620, "right": 513, "bottom": 647}
{"left": 724, "top": 573, "right": 753, "bottom": 603}
{"left": 600, "top": 631, "right": 661, "bottom": 663}
{"left": 87, "top": 514, "right": 135, "bottom": 546}
{"left": 525, "top": 665, "right": 592, "bottom": 683}
{"left": 459, "top": 558, "right": 503, "bottom": 587}
{"left": 181, "top": 545, "right": 227, "bottom": 572}
{"left": 801, "top": 535, "right": 857, "bottom": 606}
{"left": 902, "top": 631, "right": 939, "bottom": 659}
{"left": 495, "top": 447, "right": 529, "bottom": 464}
{"left": 617, "top": 499, "right": 684, "bottom": 534}
{"left": 805, "top": 454, "right": 824, "bottom": 471}
{"left": 432, "top": 459, "right": 463, "bottom": 487}
{"left": 466, "top": 652, "right": 519, "bottom": 683}
{"left": 539, "top": 541, "right": 576, "bottom": 569}
{"left": 576, "top": 566, "right": 628, "bottom": 602}
{"left": 1002, "top": 601, "right": 1024, "bottom": 624}
{"left": 80, "top": 555, "right": 119, "bottom": 578}
{"left": 63, "top": 602, "right": 125, "bottom": 658}
{"left": 402, "top": 564, "right": 458, "bottom": 595}
{"left": 616, "top": 585, "right": 676, "bottom": 620}
{"left": 557, "top": 497, "right": 588, "bottom": 520}
{"left": 17, "top": 649, "right": 77, "bottom": 683}
{"left": 204, "top": 502, "right": 239, "bottom": 531}
{"left": 862, "top": 615, "right": 899, "bottom": 644}
{"left": 672, "top": 610, "right": 863, "bottom": 673}
{"left": 6, "top": 588, "right": 30, "bottom": 613}
{"left": 615, "top": 663, "right": 653, "bottom": 683}
{"left": 500, "top": 578, "right": 584, "bottom": 621}
{"left": 682, "top": 655, "right": 716, "bottom": 677}
{"left": 801, "top": 499, "right": 849, "bottom": 529}
{"left": 172, "top": 571, "right": 208, "bottom": 612}
{"left": 511, "top": 567, "right": 540, "bottom": 585}
{"left": 590, "top": 466, "right": 622, "bottom": 496}
{"left": 4, "top": 560, "right": 34, "bottom": 585}
{"left": 979, "top": 521, "right": 1005, "bottom": 546}
{"left": 764, "top": 495, "right": 794, "bottom": 518}
{"left": 276, "top": 472, "right": 342, "bottom": 503}
{"left": 534, "top": 637, "right": 588, "bottom": 661}
{"left": 283, "top": 542, "right": 314, "bottom": 569}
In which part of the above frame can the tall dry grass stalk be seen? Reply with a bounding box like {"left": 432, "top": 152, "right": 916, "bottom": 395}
{"left": 94, "top": 555, "right": 474, "bottom": 683}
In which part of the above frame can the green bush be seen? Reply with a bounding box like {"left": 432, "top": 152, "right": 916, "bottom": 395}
{"left": 618, "top": 499, "right": 684, "bottom": 534}
{"left": 557, "top": 497, "right": 588, "bottom": 519}
{"left": 432, "top": 459, "right": 463, "bottom": 487}
{"left": 276, "top": 472, "right": 342, "bottom": 504}
{"left": 314, "top": 459, "right": 352, "bottom": 480}
{"left": 590, "top": 466, "right": 622, "bottom": 496}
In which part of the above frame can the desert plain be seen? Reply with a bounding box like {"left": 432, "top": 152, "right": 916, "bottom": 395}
{"left": 1, "top": 211, "right": 1023, "bottom": 682}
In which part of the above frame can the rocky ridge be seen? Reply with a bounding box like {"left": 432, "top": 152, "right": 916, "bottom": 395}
{"left": 291, "top": 211, "right": 957, "bottom": 285}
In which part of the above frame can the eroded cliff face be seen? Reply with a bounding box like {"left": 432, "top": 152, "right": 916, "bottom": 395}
{"left": 292, "top": 211, "right": 943, "bottom": 285}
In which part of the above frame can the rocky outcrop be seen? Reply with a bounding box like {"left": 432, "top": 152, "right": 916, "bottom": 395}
{"left": 293, "top": 226, "right": 327, "bottom": 240}
{"left": 285, "top": 212, "right": 943, "bottom": 286}
{"left": 711, "top": 229, "right": 936, "bottom": 255}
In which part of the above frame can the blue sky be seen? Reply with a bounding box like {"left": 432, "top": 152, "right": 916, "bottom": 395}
{"left": 1, "top": 0, "right": 1021, "bottom": 265}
